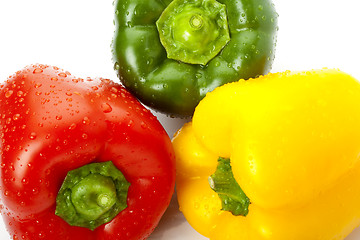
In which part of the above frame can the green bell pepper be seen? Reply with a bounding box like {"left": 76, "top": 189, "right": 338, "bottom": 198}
{"left": 112, "top": 0, "right": 278, "bottom": 116}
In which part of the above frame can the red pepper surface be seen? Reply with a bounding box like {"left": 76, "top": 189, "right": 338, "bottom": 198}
{"left": 0, "top": 64, "right": 176, "bottom": 240}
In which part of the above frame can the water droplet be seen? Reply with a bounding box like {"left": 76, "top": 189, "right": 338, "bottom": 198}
{"left": 33, "top": 68, "right": 43, "bottom": 74}
{"left": 56, "top": 115, "right": 62, "bottom": 120}
{"left": 5, "top": 90, "right": 13, "bottom": 98}
{"left": 17, "top": 91, "right": 24, "bottom": 97}
{"left": 141, "top": 122, "right": 147, "bottom": 129}
{"left": 127, "top": 120, "right": 134, "bottom": 127}
{"left": 110, "top": 87, "right": 118, "bottom": 93}
{"left": 13, "top": 114, "right": 20, "bottom": 121}
{"left": 29, "top": 132, "right": 37, "bottom": 140}
{"left": 82, "top": 133, "right": 88, "bottom": 139}
{"left": 101, "top": 103, "right": 112, "bottom": 113}
{"left": 58, "top": 72, "right": 67, "bottom": 78}
{"left": 69, "top": 123, "right": 76, "bottom": 130}
{"left": 114, "top": 62, "right": 120, "bottom": 70}
{"left": 38, "top": 232, "right": 45, "bottom": 239}
{"left": 82, "top": 117, "right": 90, "bottom": 125}
{"left": 22, "top": 178, "right": 29, "bottom": 184}
{"left": 5, "top": 117, "right": 11, "bottom": 124}
{"left": 34, "top": 83, "right": 42, "bottom": 88}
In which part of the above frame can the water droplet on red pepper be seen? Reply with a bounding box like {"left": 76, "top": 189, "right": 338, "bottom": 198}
{"left": 141, "top": 122, "right": 147, "bottom": 129}
{"left": 127, "top": 120, "right": 134, "bottom": 127}
{"left": 110, "top": 87, "right": 118, "bottom": 93}
{"left": 101, "top": 103, "right": 112, "bottom": 113}
{"left": 12, "top": 114, "right": 20, "bottom": 121}
{"left": 58, "top": 72, "right": 67, "bottom": 78}
{"left": 32, "top": 188, "right": 38, "bottom": 194}
{"left": 82, "top": 117, "right": 90, "bottom": 125}
{"left": 38, "top": 232, "right": 45, "bottom": 239}
{"left": 22, "top": 178, "right": 29, "bottom": 184}
{"left": 17, "top": 91, "right": 24, "bottom": 97}
{"left": 5, "top": 90, "right": 13, "bottom": 98}
{"left": 34, "top": 83, "right": 42, "bottom": 88}
{"left": 6, "top": 118, "right": 11, "bottom": 124}
{"left": 56, "top": 115, "right": 62, "bottom": 120}
{"left": 82, "top": 133, "right": 88, "bottom": 139}
{"left": 33, "top": 68, "right": 43, "bottom": 74}
{"left": 69, "top": 123, "right": 76, "bottom": 130}
{"left": 29, "top": 132, "right": 37, "bottom": 140}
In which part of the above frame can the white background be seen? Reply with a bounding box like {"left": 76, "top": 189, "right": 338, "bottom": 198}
{"left": 0, "top": 0, "right": 360, "bottom": 239}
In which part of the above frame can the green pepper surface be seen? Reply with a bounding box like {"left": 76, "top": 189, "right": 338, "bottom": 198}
{"left": 112, "top": 0, "right": 278, "bottom": 116}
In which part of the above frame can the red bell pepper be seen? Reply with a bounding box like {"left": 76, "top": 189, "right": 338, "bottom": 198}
{"left": 0, "top": 64, "right": 176, "bottom": 240}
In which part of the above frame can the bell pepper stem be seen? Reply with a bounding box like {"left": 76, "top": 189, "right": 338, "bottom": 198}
{"left": 190, "top": 15, "right": 203, "bottom": 29}
{"left": 156, "top": 0, "right": 230, "bottom": 65}
{"left": 55, "top": 161, "right": 130, "bottom": 230}
{"left": 209, "top": 157, "right": 250, "bottom": 216}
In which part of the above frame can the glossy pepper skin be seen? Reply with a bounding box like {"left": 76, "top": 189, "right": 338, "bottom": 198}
{"left": 0, "top": 64, "right": 175, "bottom": 240}
{"left": 172, "top": 69, "right": 360, "bottom": 239}
{"left": 112, "top": 0, "right": 278, "bottom": 116}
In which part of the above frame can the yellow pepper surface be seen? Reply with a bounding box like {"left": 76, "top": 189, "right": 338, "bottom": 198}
{"left": 172, "top": 69, "right": 360, "bottom": 240}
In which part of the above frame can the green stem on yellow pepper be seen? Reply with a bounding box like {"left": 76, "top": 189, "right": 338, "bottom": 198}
{"left": 209, "top": 157, "right": 250, "bottom": 216}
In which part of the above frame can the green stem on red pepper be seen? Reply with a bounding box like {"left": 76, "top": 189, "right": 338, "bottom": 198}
{"left": 55, "top": 161, "right": 130, "bottom": 230}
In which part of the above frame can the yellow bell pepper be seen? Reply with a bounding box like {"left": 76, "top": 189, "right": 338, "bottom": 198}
{"left": 172, "top": 69, "right": 360, "bottom": 240}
